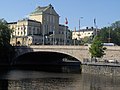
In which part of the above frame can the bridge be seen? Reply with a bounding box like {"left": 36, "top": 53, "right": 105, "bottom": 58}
{"left": 14, "top": 45, "right": 120, "bottom": 63}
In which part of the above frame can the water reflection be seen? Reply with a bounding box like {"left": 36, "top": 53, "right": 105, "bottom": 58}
{"left": 0, "top": 80, "right": 8, "bottom": 90}
{"left": 0, "top": 70, "right": 120, "bottom": 90}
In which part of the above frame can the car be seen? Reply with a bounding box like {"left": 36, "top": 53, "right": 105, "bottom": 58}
{"left": 107, "top": 59, "right": 119, "bottom": 63}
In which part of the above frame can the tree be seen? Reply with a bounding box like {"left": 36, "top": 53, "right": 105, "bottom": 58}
{"left": 81, "top": 36, "right": 90, "bottom": 44}
{"left": 0, "top": 19, "right": 15, "bottom": 64}
{"left": 111, "top": 21, "right": 120, "bottom": 28}
{"left": 99, "top": 21, "right": 120, "bottom": 45}
{"left": 98, "top": 27, "right": 109, "bottom": 43}
{"left": 89, "top": 36, "right": 106, "bottom": 59}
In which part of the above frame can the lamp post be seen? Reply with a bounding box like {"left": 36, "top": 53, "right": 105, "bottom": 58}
{"left": 94, "top": 18, "right": 97, "bottom": 36}
{"left": 64, "top": 26, "right": 67, "bottom": 45}
{"left": 45, "top": 36, "right": 48, "bottom": 45}
{"left": 108, "top": 23, "right": 111, "bottom": 43}
{"left": 42, "top": 21, "right": 45, "bottom": 45}
{"left": 53, "top": 26, "right": 55, "bottom": 45}
{"left": 43, "top": 28, "right": 45, "bottom": 45}
{"left": 79, "top": 17, "right": 83, "bottom": 45}
{"left": 64, "top": 18, "right": 68, "bottom": 45}
{"left": 79, "top": 17, "right": 83, "bottom": 31}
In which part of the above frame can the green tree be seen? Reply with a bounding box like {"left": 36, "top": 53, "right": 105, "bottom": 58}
{"left": 0, "top": 19, "right": 15, "bottom": 65}
{"left": 111, "top": 21, "right": 120, "bottom": 28}
{"left": 98, "top": 27, "right": 109, "bottom": 43}
{"left": 99, "top": 21, "right": 120, "bottom": 45}
{"left": 81, "top": 36, "right": 89, "bottom": 43}
{"left": 89, "top": 36, "right": 106, "bottom": 59}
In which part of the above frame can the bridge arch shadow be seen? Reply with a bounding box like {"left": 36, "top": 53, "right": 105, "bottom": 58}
{"left": 13, "top": 51, "right": 81, "bottom": 73}
{"left": 14, "top": 51, "right": 81, "bottom": 65}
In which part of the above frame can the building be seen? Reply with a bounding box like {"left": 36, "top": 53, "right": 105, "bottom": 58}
{"left": 9, "top": 18, "right": 42, "bottom": 45}
{"left": 72, "top": 27, "right": 96, "bottom": 40}
{"left": 8, "top": 4, "right": 70, "bottom": 45}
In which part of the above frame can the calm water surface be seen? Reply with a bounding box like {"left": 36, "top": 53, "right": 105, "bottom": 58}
{"left": 0, "top": 69, "right": 120, "bottom": 90}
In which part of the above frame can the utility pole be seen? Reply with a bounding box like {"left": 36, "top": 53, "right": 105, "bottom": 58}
{"left": 79, "top": 17, "right": 83, "bottom": 44}
{"left": 64, "top": 26, "right": 66, "bottom": 45}
{"left": 108, "top": 27, "right": 111, "bottom": 43}
{"left": 94, "top": 18, "right": 97, "bottom": 36}
{"left": 74, "top": 27, "right": 76, "bottom": 45}
{"left": 42, "top": 18, "right": 46, "bottom": 45}
{"left": 107, "top": 23, "right": 111, "bottom": 43}
{"left": 64, "top": 18, "right": 68, "bottom": 45}
{"left": 79, "top": 17, "right": 83, "bottom": 31}
{"left": 52, "top": 25, "right": 55, "bottom": 45}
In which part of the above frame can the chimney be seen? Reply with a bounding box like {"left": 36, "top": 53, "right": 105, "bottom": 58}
{"left": 86, "top": 27, "right": 88, "bottom": 30}
{"left": 91, "top": 27, "right": 93, "bottom": 30}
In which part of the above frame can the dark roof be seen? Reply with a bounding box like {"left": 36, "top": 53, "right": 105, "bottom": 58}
{"left": 59, "top": 24, "right": 68, "bottom": 28}
{"left": 30, "top": 4, "right": 51, "bottom": 15}
{"left": 79, "top": 29, "right": 94, "bottom": 32}
{"left": 29, "top": 4, "right": 59, "bottom": 16}
{"left": 72, "top": 28, "right": 100, "bottom": 32}
{"left": 7, "top": 22, "right": 17, "bottom": 24}
{"left": 18, "top": 18, "right": 41, "bottom": 23}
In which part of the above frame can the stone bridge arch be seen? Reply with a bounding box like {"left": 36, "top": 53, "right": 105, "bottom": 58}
{"left": 14, "top": 45, "right": 120, "bottom": 63}
{"left": 14, "top": 46, "right": 91, "bottom": 63}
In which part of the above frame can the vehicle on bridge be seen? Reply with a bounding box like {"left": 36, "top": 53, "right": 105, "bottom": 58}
{"left": 105, "top": 59, "right": 119, "bottom": 63}
{"left": 102, "top": 43, "right": 116, "bottom": 46}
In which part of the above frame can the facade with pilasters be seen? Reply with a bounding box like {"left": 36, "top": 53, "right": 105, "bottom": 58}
{"left": 8, "top": 4, "right": 70, "bottom": 45}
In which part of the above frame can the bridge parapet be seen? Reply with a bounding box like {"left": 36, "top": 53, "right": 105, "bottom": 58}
{"left": 14, "top": 45, "right": 120, "bottom": 63}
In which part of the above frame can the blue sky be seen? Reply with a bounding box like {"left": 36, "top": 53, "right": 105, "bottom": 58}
{"left": 0, "top": 0, "right": 120, "bottom": 30}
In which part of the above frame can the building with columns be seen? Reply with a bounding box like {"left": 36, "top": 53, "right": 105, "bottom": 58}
{"left": 8, "top": 4, "right": 70, "bottom": 45}
{"left": 9, "top": 18, "right": 42, "bottom": 45}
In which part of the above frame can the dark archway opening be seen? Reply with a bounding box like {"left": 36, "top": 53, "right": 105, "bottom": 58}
{"left": 13, "top": 52, "right": 81, "bottom": 73}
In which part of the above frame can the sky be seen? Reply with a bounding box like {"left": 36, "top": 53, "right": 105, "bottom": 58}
{"left": 0, "top": 0, "right": 120, "bottom": 30}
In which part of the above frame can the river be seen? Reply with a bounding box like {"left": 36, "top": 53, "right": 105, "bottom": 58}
{"left": 0, "top": 68, "right": 120, "bottom": 90}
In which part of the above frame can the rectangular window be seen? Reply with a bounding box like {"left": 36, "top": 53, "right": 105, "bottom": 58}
{"left": 18, "top": 32, "right": 19, "bottom": 35}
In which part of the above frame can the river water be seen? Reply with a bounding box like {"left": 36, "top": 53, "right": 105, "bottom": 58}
{"left": 0, "top": 68, "right": 120, "bottom": 90}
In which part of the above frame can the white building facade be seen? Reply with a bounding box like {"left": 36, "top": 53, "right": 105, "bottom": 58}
{"left": 72, "top": 27, "right": 96, "bottom": 40}
{"left": 8, "top": 4, "right": 71, "bottom": 45}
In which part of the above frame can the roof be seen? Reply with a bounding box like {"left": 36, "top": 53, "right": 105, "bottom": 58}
{"left": 7, "top": 22, "right": 17, "bottom": 24}
{"left": 30, "top": 4, "right": 52, "bottom": 15}
{"left": 30, "top": 4, "right": 59, "bottom": 16}
{"left": 18, "top": 18, "right": 41, "bottom": 23}
{"left": 72, "top": 27, "right": 101, "bottom": 32}
{"left": 30, "top": 6, "right": 47, "bottom": 15}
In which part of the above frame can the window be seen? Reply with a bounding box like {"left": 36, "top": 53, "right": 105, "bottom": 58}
{"left": 33, "top": 27, "right": 35, "bottom": 34}
{"left": 29, "top": 27, "right": 31, "bottom": 30}
{"left": 29, "top": 30, "right": 31, "bottom": 35}
{"left": 18, "top": 32, "right": 19, "bottom": 35}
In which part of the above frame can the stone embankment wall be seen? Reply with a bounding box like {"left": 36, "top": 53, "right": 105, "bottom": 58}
{"left": 82, "top": 64, "right": 120, "bottom": 76}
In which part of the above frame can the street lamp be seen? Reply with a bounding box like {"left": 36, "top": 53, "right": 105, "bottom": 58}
{"left": 94, "top": 18, "right": 97, "bottom": 36}
{"left": 64, "top": 18, "right": 68, "bottom": 45}
{"left": 42, "top": 21, "right": 45, "bottom": 45}
{"left": 108, "top": 23, "right": 111, "bottom": 43}
{"left": 79, "top": 17, "right": 83, "bottom": 31}
{"left": 53, "top": 26, "right": 55, "bottom": 45}
{"left": 79, "top": 17, "right": 83, "bottom": 45}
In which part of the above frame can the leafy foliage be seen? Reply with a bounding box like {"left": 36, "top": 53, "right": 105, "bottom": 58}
{"left": 89, "top": 36, "right": 106, "bottom": 58}
{"left": 99, "top": 21, "right": 120, "bottom": 45}
{"left": 0, "top": 19, "right": 15, "bottom": 64}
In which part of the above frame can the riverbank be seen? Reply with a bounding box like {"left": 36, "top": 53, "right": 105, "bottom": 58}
{"left": 82, "top": 62, "right": 120, "bottom": 76}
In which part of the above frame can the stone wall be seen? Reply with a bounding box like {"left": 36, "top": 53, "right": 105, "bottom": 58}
{"left": 82, "top": 64, "right": 120, "bottom": 76}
